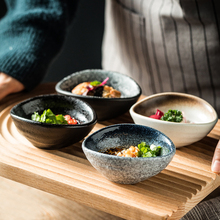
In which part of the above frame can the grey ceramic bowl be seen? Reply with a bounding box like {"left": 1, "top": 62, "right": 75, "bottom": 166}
{"left": 55, "top": 69, "right": 142, "bottom": 121}
{"left": 10, "top": 94, "right": 97, "bottom": 149}
{"left": 82, "top": 124, "right": 176, "bottom": 184}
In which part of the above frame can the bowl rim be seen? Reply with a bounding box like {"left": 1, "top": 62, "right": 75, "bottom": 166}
{"left": 82, "top": 123, "right": 176, "bottom": 160}
{"left": 55, "top": 69, "right": 142, "bottom": 101}
{"left": 130, "top": 92, "right": 218, "bottom": 126}
{"left": 10, "top": 94, "right": 97, "bottom": 127}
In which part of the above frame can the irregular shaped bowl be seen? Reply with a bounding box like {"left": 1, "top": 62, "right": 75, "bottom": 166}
{"left": 55, "top": 69, "right": 142, "bottom": 121}
{"left": 130, "top": 92, "right": 218, "bottom": 148}
{"left": 10, "top": 94, "right": 97, "bottom": 149}
{"left": 82, "top": 124, "right": 176, "bottom": 184}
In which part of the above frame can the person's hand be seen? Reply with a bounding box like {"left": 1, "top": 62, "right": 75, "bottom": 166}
{"left": 0, "top": 72, "right": 25, "bottom": 100}
{"left": 211, "top": 140, "right": 220, "bottom": 174}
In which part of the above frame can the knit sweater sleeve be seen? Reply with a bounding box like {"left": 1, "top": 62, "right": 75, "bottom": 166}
{"left": 0, "top": 0, "right": 79, "bottom": 91}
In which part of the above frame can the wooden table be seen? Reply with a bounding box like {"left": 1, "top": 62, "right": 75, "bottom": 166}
{"left": 0, "top": 83, "right": 219, "bottom": 220}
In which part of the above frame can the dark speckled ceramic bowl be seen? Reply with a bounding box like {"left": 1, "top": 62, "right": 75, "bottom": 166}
{"left": 10, "top": 94, "right": 97, "bottom": 149}
{"left": 55, "top": 69, "right": 142, "bottom": 121}
{"left": 82, "top": 124, "right": 175, "bottom": 184}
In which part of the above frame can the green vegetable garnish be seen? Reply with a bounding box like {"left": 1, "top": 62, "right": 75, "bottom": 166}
{"left": 90, "top": 80, "right": 101, "bottom": 86}
{"left": 161, "top": 109, "right": 183, "bottom": 122}
{"left": 137, "top": 142, "right": 161, "bottom": 157}
{"left": 31, "top": 109, "right": 68, "bottom": 125}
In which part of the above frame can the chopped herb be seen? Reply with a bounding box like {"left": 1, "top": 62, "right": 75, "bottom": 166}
{"left": 90, "top": 80, "right": 101, "bottom": 86}
{"left": 137, "top": 142, "right": 161, "bottom": 157}
{"left": 161, "top": 109, "right": 183, "bottom": 122}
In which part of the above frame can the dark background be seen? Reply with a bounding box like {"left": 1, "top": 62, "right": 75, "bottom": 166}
{"left": 0, "top": 0, "right": 105, "bottom": 83}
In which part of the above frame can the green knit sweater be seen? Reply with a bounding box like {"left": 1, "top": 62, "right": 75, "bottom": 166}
{"left": 0, "top": 0, "right": 79, "bottom": 91}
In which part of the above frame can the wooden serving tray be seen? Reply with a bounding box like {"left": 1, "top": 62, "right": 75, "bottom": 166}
{"left": 0, "top": 83, "right": 219, "bottom": 220}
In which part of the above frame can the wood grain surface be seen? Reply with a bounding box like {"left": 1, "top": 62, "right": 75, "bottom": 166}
{"left": 0, "top": 83, "right": 219, "bottom": 220}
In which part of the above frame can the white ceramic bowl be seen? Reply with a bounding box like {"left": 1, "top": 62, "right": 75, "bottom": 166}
{"left": 130, "top": 92, "right": 218, "bottom": 148}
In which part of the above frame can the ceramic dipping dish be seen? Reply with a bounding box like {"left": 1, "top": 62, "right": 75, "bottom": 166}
{"left": 55, "top": 69, "right": 142, "bottom": 121}
{"left": 10, "top": 94, "right": 97, "bottom": 149}
{"left": 82, "top": 124, "right": 176, "bottom": 184}
{"left": 130, "top": 92, "right": 218, "bottom": 147}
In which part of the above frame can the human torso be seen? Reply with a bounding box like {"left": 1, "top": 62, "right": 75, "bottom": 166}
{"left": 102, "top": 0, "right": 220, "bottom": 115}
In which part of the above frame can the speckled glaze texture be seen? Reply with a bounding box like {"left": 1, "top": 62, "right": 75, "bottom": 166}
{"left": 10, "top": 94, "right": 97, "bottom": 149}
{"left": 130, "top": 92, "right": 218, "bottom": 147}
{"left": 55, "top": 69, "right": 142, "bottom": 121}
{"left": 82, "top": 124, "right": 176, "bottom": 184}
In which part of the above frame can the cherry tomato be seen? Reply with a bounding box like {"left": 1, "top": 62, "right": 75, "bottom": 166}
{"left": 67, "top": 118, "right": 78, "bottom": 125}
{"left": 64, "top": 115, "right": 71, "bottom": 121}
{"left": 64, "top": 115, "right": 78, "bottom": 125}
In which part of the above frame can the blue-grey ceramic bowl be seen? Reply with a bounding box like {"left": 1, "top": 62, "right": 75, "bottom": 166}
{"left": 82, "top": 124, "right": 176, "bottom": 184}
{"left": 55, "top": 69, "right": 142, "bottom": 121}
{"left": 10, "top": 94, "right": 97, "bottom": 149}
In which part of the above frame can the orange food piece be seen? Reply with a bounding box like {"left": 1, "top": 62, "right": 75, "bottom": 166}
{"left": 71, "top": 82, "right": 91, "bottom": 95}
{"left": 102, "top": 85, "right": 121, "bottom": 98}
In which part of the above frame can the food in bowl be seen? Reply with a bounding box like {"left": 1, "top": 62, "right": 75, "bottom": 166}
{"left": 31, "top": 109, "right": 78, "bottom": 125}
{"left": 103, "top": 142, "right": 162, "bottom": 158}
{"left": 71, "top": 77, "right": 121, "bottom": 98}
{"left": 150, "top": 109, "right": 192, "bottom": 123}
